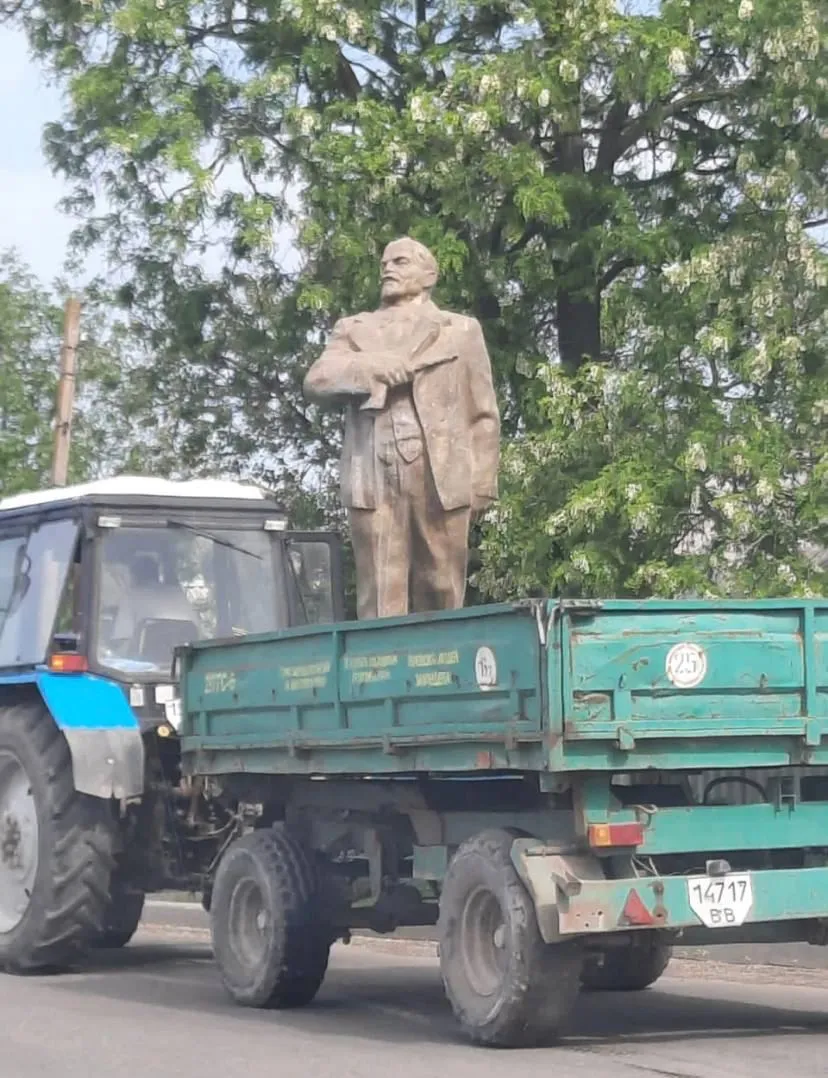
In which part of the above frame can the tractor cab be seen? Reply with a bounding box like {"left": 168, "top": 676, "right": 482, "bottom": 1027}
{"left": 0, "top": 477, "right": 344, "bottom": 722}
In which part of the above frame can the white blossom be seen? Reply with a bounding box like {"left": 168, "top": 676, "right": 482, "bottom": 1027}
{"left": 466, "top": 110, "right": 490, "bottom": 134}
{"left": 537, "top": 87, "right": 551, "bottom": 108}
{"left": 572, "top": 553, "right": 591, "bottom": 575}
{"left": 755, "top": 478, "right": 775, "bottom": 507}
{"left": 777, "top": 563, "right": 797, "bottom": 586}
{"left": 668, "top": 47, "right": 688, "bottom": 76}
{"left": 319, "top": 23, "right": 337, "bottom": 41}
{"left": 738, "top": 0, "right": 754, "bottom": 19}
{"left": 558, "top": 59, "right": 579, "bottom": 83}
{"left": 545, "top": 510, "right": 569, "bottom": 536}
{"left": 718, "top": 497, "right": 738, "bottom": 521}
{"left": 685, "top": 442, "right": 708, "bottom": 472}
{"left": 344, "top": 10, "right": 363, "bottom": 37}
{"left": 269, "top": 70, "right": 293, "bottom": 93}
{"left": 409, "top": 95, "right": 427, "bottom": 123}
{"left": 479, "top": 73, "right": 501, "bottom": 96}
{"left": 748, "top": 339, "right": 771, "bottom": 381}
{"left": 763, "top": 36, "right": 786, "bottom": 62}
{"left": 631, "top": 507, "right": 656, "bottom": 533}
{"left": 297, "top": 111, "right": 316, "bottom": 136}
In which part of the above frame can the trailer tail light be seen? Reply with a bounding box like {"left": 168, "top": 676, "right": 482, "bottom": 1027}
{"left": 48, "top": 653, "right": 89, "bottom": 674}
{"left": 587, "top": 822, "right": 645, "bottom": 848}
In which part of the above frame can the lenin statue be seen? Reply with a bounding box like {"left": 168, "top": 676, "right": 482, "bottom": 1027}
{"left": 303, "top": 237, "right": 500, "bottom": 620}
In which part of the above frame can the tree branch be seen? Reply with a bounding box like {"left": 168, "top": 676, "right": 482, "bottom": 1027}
{"left": 599, "top": 257, "right": 636, "bottom": 290}
{"left": 604, "top": 88, "right": 738, "bottom": 172}
{"left": 595, "top": 97, "right": 630, "bottom": 174}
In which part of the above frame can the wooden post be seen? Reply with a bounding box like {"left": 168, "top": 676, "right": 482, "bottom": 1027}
{"left": 51, "top": 297, "right": 82, "bottom": 488}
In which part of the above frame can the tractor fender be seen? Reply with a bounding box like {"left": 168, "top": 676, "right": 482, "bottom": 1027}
{"left": 0, "top": 671, "right": 145, "bottom": 800}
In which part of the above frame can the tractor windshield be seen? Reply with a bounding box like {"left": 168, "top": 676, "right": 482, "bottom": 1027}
{"left": 94, "top": 523, "right": 334, "bottom": 678}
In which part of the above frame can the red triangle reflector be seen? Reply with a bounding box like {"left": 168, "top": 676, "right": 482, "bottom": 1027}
{"left": 621, "top": 888, "right": 655, "bottom": 926}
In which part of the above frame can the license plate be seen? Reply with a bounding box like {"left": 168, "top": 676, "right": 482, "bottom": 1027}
{"left": 687, "top": 873, "right": 753, "bottom": 928}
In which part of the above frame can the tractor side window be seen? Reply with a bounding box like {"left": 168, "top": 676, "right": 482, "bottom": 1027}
{"left": 0, "top": 519, "right": 79, "bottom": 668}
{"left": 0, "top": 535, "right": 27, "bottom": 624}
{"left": 285, "top": 540, "right": 335, "bottom": 625}
{"left": 53, "top": 539, "right": 83, "bottom": 637}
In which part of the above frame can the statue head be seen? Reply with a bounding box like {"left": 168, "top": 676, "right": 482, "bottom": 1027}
{"left": 379, "top": 237, "right": 439, "bottom": 306}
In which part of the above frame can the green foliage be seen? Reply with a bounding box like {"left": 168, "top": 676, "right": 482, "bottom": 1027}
{"left": 0, "top": 251, "right": 61, "bottom": 495}
{"left": 0, "top": 249, "right": 146, "bottom": 498}
{"left": 3, "top": 0, "right": 826, "bottom": 594}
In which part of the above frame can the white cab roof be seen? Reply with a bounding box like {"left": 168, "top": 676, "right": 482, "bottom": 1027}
{"left": 0, "top": 476, "right": 276, "bottom": 513}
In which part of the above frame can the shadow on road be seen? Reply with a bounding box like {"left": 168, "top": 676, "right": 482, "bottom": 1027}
{"left": 42, "top": 941, "right": 828, "bottom": 1052}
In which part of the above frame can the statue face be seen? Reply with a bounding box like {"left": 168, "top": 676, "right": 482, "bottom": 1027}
{"left": 380, "top": 241, "right": 433, "bottom": 303}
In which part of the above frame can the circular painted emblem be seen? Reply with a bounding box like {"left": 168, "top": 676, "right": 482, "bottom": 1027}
{"left": 474, "top": 646, "right": 498, "bottom": 690}
{"left": 665, "top": 642, "right": 707, "bottom": 689}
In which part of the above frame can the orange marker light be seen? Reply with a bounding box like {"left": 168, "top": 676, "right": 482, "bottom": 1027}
{"left": 48, "top": 653, "right": 89, "bottom": 674}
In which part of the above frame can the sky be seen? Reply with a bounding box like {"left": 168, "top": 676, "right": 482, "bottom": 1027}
{"left": 0, "top": 26, "right": 78, "bottom": 287}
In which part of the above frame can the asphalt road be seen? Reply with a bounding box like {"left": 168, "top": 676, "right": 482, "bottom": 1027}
{"left": 4, "top": 907, "right": 828, "bottom": 1078}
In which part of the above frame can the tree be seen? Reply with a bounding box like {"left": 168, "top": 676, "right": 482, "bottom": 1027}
{"left": 0, "top": 249, "right": 145, "bottom": 498}
{"left": 4, "top": 0, "right": 826, "bottom": 593}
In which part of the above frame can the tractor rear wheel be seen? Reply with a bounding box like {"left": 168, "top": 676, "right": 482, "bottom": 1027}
{"left": 0, "top": 701, "right": 115, "bottom": 972}
{"left": 94, "top": 878, "right": 145, "bottom": 949}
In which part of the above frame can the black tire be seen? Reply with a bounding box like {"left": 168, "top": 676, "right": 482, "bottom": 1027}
{"left": 0, "top": 701, "right": 116, "bottom": 972}
{"left": 210, "top": 826, "right": 331, "bottom": 1009}
{"left": 437, "top": 828, "right": 583, "bottom": 1048}
{"left": 94, "top": 880, "right": 145, "bottom": 949}
{"left": 581, "top": 932, "right": 672, "bottom": 992}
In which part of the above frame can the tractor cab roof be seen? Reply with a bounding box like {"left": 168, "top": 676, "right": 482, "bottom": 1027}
{"left": 0, "top": 476, "right": 286, "bottom": 522}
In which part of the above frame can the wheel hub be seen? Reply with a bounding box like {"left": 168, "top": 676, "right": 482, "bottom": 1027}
{"left": 228, "top": 877, "right": 271, "bottom": 970}
{"left": 460, "top": 886, "right": 510, "bottom": 998}
{"left": 0, "top": 752, "right": 39, "bottom": 934}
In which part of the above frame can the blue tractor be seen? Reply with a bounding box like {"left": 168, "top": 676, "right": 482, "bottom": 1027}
{"left": 0, "top": 477, "right": 342, "bottom": 969}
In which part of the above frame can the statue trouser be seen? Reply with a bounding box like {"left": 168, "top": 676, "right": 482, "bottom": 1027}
{"left": 348, "top": 451, "right": 471, "bottom": 620}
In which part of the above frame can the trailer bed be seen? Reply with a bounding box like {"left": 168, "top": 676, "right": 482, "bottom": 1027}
{"left": 178, "top": 598, "right": 828, "bottom": 777}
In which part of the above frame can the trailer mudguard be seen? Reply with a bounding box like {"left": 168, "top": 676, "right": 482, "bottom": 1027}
{"left": 0, "top": 671, "right": 144, "bottom": 800}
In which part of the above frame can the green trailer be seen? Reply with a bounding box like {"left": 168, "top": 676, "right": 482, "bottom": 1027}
{"left": 177, "top": 597, "right": 828, "bottom": 1047}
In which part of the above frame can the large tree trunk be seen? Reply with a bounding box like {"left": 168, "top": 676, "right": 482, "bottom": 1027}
{"left": 556, "top": 285, "right": 601, "bottom": 372}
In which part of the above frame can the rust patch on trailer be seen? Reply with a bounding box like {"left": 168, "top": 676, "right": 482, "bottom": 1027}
{"left": 475, "top": 751, "right": 495, "bottom": 769}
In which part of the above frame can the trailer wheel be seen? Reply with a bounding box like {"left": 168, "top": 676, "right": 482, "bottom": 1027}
{"left": 94, "top": 880, "right": 145, "bottom": 949}
{"left": 0, "top": 701, "right": 115, "bottom": 972}
{"left": 210, "top": 827, "right": 331, "bottom": 1009}
{"left": 438, "top": 828, "right": 583, "bottom": 1048}
{"left": 581, "top": 933, "right": 672, "bottom": 992}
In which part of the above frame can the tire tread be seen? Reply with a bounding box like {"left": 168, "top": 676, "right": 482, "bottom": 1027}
{"left": 0, "top": 702, "right": 116, "bottom": 971}
{"left": 211, "top": 826, "right": 330, "bottom": 1009}
{"left": 439, "top": 828, "right": 582, "bottom": 1048}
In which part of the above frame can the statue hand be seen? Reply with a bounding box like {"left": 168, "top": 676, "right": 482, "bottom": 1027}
{"left": 376, "top": 363, "right": 411, "bottom": 388}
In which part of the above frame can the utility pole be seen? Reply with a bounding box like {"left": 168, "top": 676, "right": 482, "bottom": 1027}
{"left": 51, "top": 297, "right": 82, "bottom": 488}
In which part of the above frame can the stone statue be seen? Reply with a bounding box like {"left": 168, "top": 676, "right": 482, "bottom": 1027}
{"left": 303, "top": 237, "right": 500, "bottom": 620}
